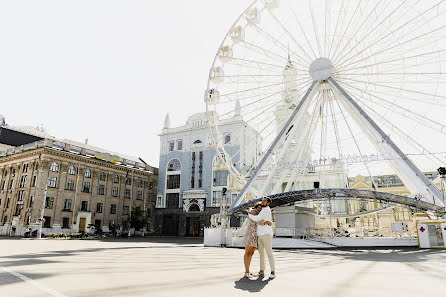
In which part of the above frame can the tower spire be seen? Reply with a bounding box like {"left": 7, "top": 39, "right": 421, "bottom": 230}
{"left": 163, "top": 113, "right": 170, "bottom": 129}
{"left": 234, "top": 99, "right": 241, "bottom": 117}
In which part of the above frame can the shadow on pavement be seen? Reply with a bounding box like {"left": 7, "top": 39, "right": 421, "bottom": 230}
{"left": 0, "top": 271, "right": 52, "bottom": 287}
{"left": 234, "top": 276, "right": 271, "bottom": 293}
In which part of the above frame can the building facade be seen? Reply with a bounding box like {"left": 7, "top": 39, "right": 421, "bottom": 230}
{"left": 0, "top": 137, "right": 158, "bottom": 236}
{"left": 155, "top": 110, "right": 260, "bottom": 236}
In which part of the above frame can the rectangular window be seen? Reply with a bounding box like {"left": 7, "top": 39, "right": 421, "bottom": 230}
{"left": 62, "top": 217, "right": 70, "bottom": 229}
{"left": 166, "top": 175, "right": 180, "bottom": 189}
{"left": 29, "top": 196, "right": 34, "bottom": 207}
{"left": 82, "top": 182, "right": 90, "bottom": 193}
{"left": 112, "top": 187, "right": 118, "bottom": 197}
{"left": 22, "top": 164, "right": 29, "bottom": 173}
{"left": 191, "top": 152, "right": 196, "bottom": 188}
{"left": 137, "top": 180, "right": 143, "bottom": 188}
{"left": 1, "top": 180, "right": 6, "bottom": 191}
{"left": 17, "top": 190, "right": 25, "bottom": 201}
{"left": 100, "top": 172, "right": 106, "bottom": 181}
{"left": 98, "top": 185, "right": 105, "bottom": 195}
{"left": 146, "top": 208, "right": 151, "bottom": 217}
{"left": 177, "top": 140, "right": 183, "bottom": 150}
{"left": 19, "top": 175, "right": 27, "bottom": 188}
{"left": 124, "top": 189, "right": 131, "bottom": 198}
{"left": 137, "top": 191, "right": 142, "bottom": 200}
{"left": 3, "top": 216, "right": 7, "bottom": 225}
{"left": 14, "top": 204, "right": 22, "bottom": 216}
{"left": 48, "top": 177, "right": 57, "bottom": 188}
{"left": 213, "top": 171, "right": 229, "bottom": 187}
{"left": 63, "top": 199, "right": 72, "bottom": 211}
{"left": 96, "top": 203, "right": 103, "bottom": 213}
{"left": 6, "top": 198, "right": 10, "bottom": 208}
{"left": 66, "top": 179, "right": 75, "bottom": 191}
{"left": 212, "top": 191, "right": 222, "bottom": 205}
{"left": 110, "top": 204, "right": 117, "bottom": 214}
{"left": 45, "top": 197, "right": 54, "bottom": 209}
{"left": 9, "top": 179, "right": 14, "bottom": 189}
{"left": 32, "top": 175, "right": 37, "bottom": 187}
{"left": 169, "top": 141, "right": 174, "bottom": 151}
{"left": 43, "top": 216, "right": 51, "bottom": 228}
{"left": 166, "top": 193, "right": 179, "bottom": 208}
{"left": 94, "top": 219, "right": 101, "bottom": 228}
{"left": 123, "top": 205, "right": 129, "bottom": 215}
{"left": 81, "top": 201, "right": 88, "bottom": 211}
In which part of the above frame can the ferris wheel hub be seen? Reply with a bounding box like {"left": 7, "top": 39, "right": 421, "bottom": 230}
{"left": 309, "top": 58, "right": 334, "bottom": 81}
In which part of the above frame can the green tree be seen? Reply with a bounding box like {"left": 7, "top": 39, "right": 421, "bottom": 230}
{"left": 128, "top": 206, "right": 147, "bottom": 231}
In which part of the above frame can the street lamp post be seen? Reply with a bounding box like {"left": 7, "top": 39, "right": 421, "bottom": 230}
{"left": 36, "top": 170, "right": 66, "bottom": 239}
{"left": 70, "top": 164, "right": 81, "bottom": 233}
{"left": 36, "top": 170, "right": 49, "bottom": 239}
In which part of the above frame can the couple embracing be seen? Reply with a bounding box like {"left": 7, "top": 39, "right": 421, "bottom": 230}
{"left": 242, "top": 197, "right": 276, "bottom": 279}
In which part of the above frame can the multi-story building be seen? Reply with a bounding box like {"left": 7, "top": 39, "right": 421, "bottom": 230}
{"left": 155, "top": 109, "right": 260, "bottom": 236}
{"left": 0, "top": 120, "right": 157, "bottom": 236}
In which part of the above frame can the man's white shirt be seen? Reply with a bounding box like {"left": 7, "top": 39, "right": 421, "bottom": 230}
{"left": 248, "top": 206, "right": 273, "bottom": 236}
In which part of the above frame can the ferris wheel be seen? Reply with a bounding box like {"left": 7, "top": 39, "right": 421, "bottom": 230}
{"left": 205, "top": 0, "right": 446, "bottom": 209}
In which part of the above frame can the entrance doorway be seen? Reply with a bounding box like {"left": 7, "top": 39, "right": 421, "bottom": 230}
{"left": 186, "top": 217, "right": 201, "bottom": 237}
{"left": 162, "top": 214, "right": 179, "bottom": 236}
{"left": 79, "top": 218, "right": 86, "bottom": 232}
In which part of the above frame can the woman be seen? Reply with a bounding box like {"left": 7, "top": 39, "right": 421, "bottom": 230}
{"left": 243, "top": 202, "right": 272, "bottom": 278}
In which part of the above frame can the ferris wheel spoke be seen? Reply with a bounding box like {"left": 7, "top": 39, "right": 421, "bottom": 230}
{"left": 356, "top": 97, "right": 444, "bottom": 164}
{"left": 308, "top": 0, "right": 323, "bottom": 57}
{"left": 327, "top": 0, "right": 346, "bottom": 58}
{"left": 333, "top": 0, "right": 408, "bottom": 65}
{"left": 339, "top": 80, "right": 446, "bottom": 135}
{"left": 331, "top": 0, "right": 369, "bottom": 62}
{"left": 335, "top": 0, "right": 446, "bottom": 67}
{"left": 331, "top": 0, "right": 385, "bottom": 64}
{"left": 265, "top": 6, "right": 316, "bottom": 63}
{"left": 339, "top": 58, "right": 446, "bottom": 80}
{"left": 337, "top": 76, "right": 446, "bottom": 100}
{"left": 227, "top": 57, "right": 289, "bottom": 71}
{"left": 332, "top": 89, "right": 378, "bottom": 190}
{"left": 337, "top": 78, "right": 446, "bottom": 108}
{"left": 219, "top": 76, "right": 312, "bottom": 100}
{"left": 232, "top": 36, "right": 309, "bottom": 69}
{"left": 250, "top": 21, "right": 312, "bottom": 66}
{"left": 289, "top": 8, "right": 319, "bottom": 61}
{"left": 337, "top": 27, "right": 446, "bottom": 72}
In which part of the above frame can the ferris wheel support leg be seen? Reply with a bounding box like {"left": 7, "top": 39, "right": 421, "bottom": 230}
{"left": 328, "top": 77, "right": 445, "bottom": 207}
{"left": 231, "top": 81, "right": 321, "bottom": 210}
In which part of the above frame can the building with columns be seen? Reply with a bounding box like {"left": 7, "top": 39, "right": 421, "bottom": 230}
{"left": 155, "top": 108, "right": 260, "bottom": 236}
{"left": 0, "top": 118, "right": 157, "bottom": 236}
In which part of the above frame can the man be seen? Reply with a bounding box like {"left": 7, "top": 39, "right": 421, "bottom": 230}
{"left": 248, "top": 197, "right": 276, "bottom": 279}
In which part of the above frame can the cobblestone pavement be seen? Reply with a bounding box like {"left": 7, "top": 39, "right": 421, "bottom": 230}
{"left": 0, "top": 238, "right": 445, "bottom": 297}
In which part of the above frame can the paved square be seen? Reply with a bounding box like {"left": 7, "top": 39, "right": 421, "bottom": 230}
{"left": 0, "top": 238, "right": 445, "bottom": 297}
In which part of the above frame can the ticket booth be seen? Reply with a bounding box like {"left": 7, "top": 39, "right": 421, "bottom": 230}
{"left": 417, "top": 220, "right": 446, "bottom": 248}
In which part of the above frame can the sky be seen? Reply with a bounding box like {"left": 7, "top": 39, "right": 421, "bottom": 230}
{"left": 0, "top": 0, "right": 252, "bottom": 167}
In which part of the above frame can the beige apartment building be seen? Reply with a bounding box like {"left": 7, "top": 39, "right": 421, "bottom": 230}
{"left": 0, "top": 138, "right": 158, "bottom": 236}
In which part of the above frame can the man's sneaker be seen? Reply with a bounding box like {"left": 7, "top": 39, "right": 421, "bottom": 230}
{"left": 244, "top": 273, "right": 254, "bottom": 278}
{"left": 252, "top": 272, "right": 264, "bottom": 278}
{"left": 269, "top": 273, "right": 276, "bottom": 279}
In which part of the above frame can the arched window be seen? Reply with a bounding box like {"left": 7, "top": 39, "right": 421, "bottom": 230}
{"left": 84, "top": 169, "right": 91, "bottom": 178}
{"left": 68, "top": 166, "right": 76, "bottom": 175}
{"left": 50, "top": 162, "right": 59, "bottom": 172}
{"left": 167, "top": 159, "right": 181, "bottom": 171}
{"left": 113, "top": 175, "right": 119, "bottom": 183}
{"left": 189, "top": 204, "right": 200, "bottom": 212}
{"left": 224, "top": 134, "right": 231, "bottom": 144}
{"left": 193, "top": 140, "right": 202, "bottom": 144}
